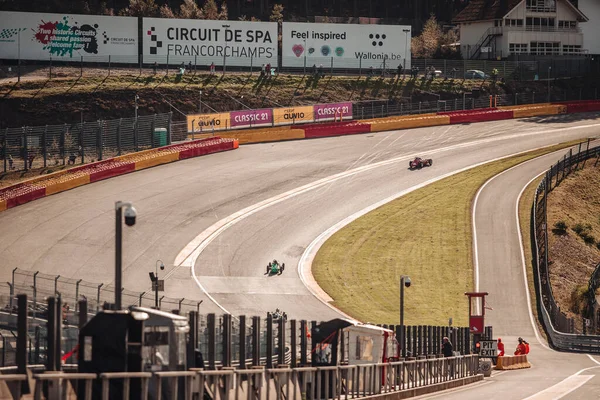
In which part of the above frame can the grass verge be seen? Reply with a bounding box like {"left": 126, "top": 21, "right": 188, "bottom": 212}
{"left": 313, "top": 140, "right": 585, "bottom": 326}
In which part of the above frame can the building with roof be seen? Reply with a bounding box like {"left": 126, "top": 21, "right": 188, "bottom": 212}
{"left": 579, "top": 0, "right": 600, "bottom": 55}
{"left": 453, "top": 0, "right": 589, "bottom": 59}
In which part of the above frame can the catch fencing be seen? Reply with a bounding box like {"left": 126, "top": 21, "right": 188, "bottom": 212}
{"left": 2, "top": 55, "right": 596, "bottom": 82}
{"left": 0, "top": 113, "right": 172, "bottom": 174}
{"left": 532, "top": 140, "right": 600, "bottom": 351}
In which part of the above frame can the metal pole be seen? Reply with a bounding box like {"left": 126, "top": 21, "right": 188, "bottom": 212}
{"left": 75, "top": 279, "right": 82, "bottom": 312}
{"left": 16, "top": 294, "right": 27, "bottom": 387}
{"left": 78, "top": 299, "right": 88, "bottom": 329}
{"left": 115, "top": 204, "right": 122, "bottom": 310}
{"left": 33, "top": 271, "right": 39, "bottom": 320}
{"left": 54, "top": 275, "right": 60, "bottom": 297}
{"left": 47, "top": 297, "right": 56, "bottom": 371}
{"left": 198, "top": 91, "right": 202, "bottom": 113}
{"left": 17, "top": 29, "right": 21, "bottom": 83}
{"left": 97, "top": 283, "right": 103, "bottom": 312}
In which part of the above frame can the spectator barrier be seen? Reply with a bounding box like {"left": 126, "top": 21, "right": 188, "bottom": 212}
{"left": 0, "top": 137, "right": 238, "bottom": 212}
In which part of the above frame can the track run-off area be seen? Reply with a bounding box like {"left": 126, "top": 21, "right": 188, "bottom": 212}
{"left": 2, "top": 113, "right": 600, "bottom": 398}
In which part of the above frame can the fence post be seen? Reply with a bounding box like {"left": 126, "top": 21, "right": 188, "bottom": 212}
{"left": 222, "top": 313, "right": 232, "bottom": 368}
{"left": 42, "top": 125, "right": 47, "bottom": 168}
{"left": 330, "top": 56, "right": 334, "bottom": 74}
{"left": 277, "top": 317, "right": 285, "bottom": 366}
{"left": 2, "top": 129, "right": 7, "bottom": 173}
{"left": 16, "top": 294, "right": 27, "bottom": 392}
{"left": 150, "top": 115, "right": 156, "bottom": 148}
{"left": 239, "top": 315, "right": 246, "bottom": 369}
{"left": 117, "top": 119, "right": 122, "bottom": 156}
{"left": 79, "top": 299, "right": 88, "bottom": 329}
{"left": 96, "top": 283, "right": 103, "bottom": 313}
{"left": 22, "top": 127, "right": 28, "bottom": 172}
{"left": 61, "top": 124, "right": 67, "bottom": 166}
{"left": 54, "top": 275, "right": 60, "bottom": 297}
{"left": 80, "top": 56, "right": 83, "bottom": 77}
{"left": 34, "top": 326, "right": 40, "bottom": 364}
{"left": 47, "top": 297, "right": 57, "bottom": 371}
{"left": 134, "top": 117, "right": 139, "bottom": 152}
{"left": 207, "top": 313, "right": 216, "bottom": 370}
{"left": 252, "top": 316, "right": 260, "bottom": 367}
{"left": 290, "top": 319, "right": 297, "bottom": 368}
{"left": 80, "top": 122, "right": 85, "bottom": 164}
{"left": 108, "top": 55, "right": 111, "bottom": 76}
{"left": 266, "top": 313, "right": 273, "bottom": 368}
{"left": 167, "top": 112, "right": 173, "bottom": 145}
{"left": 32, "top": 271, "right": 38, "bottom": 320}
{"left": 97, "top": 121, "right": 103, "bottom": 161}
{"left": 300, "top": 320, "right": 308, "bottom": 365}
{"left": 75, "top": 279, "right": 82, "bottom": 312}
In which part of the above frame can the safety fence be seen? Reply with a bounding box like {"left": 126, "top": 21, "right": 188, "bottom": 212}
{"left": 5, "top": 268, "right": 202, "bottom": 322}
{"left": 0, "top": 113, "right": 172, "bottom": 174}
{"left": 3, "top": 54, "right": 596, "bottom": 82}
{"left": 532, "top": 140, "right": 600, "bottom": 351}
{"left": 0, "top": 354, "right": 481, "bottom": 400}
{"left": 0, "top": 283, "right": 479, "bottom": 370}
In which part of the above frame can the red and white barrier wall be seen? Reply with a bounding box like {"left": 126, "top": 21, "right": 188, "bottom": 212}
{"left": 0, "top": 137, "right": 238, "bottom": 212}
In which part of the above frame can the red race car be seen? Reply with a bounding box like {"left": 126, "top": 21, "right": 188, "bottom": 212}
{"left": 409, "top": 157, "right": 433, "bottom": 170}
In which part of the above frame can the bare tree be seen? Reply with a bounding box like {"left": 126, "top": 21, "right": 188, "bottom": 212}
{"left": 179, "top": 0, "right": 203, "bottom": 18}
{"left": 411, "top": 14, "right": 457, "bottom": 59}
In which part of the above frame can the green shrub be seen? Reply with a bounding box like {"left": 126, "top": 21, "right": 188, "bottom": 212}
{"left": 554, "top": 221, "right": 568, "bottom": 233}
{"left": 597, "top": 242, "right": 600, "bottom": 251}
{"left": 570, "top": 285, "right": 589, "bottom": 314}
{"left": 584, "top": 235, "right": 596, "bottom": 245}
{"left": 573, "top": 223, "right": 586, "bottom": 235}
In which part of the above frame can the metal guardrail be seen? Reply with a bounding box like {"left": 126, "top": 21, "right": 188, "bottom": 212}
{"left": 532, "top": 141, "right": 600, "bottom": 351}
{"left": 0, "top": 354, "right": 480, "bottom": 400}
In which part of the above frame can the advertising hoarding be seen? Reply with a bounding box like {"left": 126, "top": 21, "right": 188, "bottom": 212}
{"left": 282, "top": 22, "right": 411, "bottom": 70}
{"left": 230, "top": 108, "right": 273, "bottom": 128}
{"left": 0, "top": 11, "right": 138, "bottom": 62}
{"left": 143, "top": 18, "right": 278, "bottom": 67}
{"left": 273, "top": 106, "right": 314, "bottom": 126}
{"left": 187, "top": 112, "right": 231, "bottom": 132}
{"left": 314, "top": 102, "right": 353, "bottom": 122}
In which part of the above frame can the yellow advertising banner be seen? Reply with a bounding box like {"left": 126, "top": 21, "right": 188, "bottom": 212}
{"left": 187, "top": 113, "right": 231, "bottom": 132}
{"left": 273, "top": 106, "right": 314, "bottom": 126}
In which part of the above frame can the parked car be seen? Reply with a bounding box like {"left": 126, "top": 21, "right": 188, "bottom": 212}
{"left": 464, "top": 70, "right": 490, "bottom": 80}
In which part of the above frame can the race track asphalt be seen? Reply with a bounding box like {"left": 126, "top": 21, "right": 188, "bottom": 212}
{"left": 1, "top": 112, "right": 600, "bottom": 398}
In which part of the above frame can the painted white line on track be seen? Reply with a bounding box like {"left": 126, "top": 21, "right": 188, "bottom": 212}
{"left": 173, "top": 123, "right": 600, "bottom": 314}
{"left": 522, "top": 369, "right": 599, "bottom": 400}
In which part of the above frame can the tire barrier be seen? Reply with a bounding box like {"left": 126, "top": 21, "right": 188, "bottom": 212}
{"left": 0, "top": 137, "right": 238, "bottom": 212}
{"left": 493, "top": 355, "right": 531, "bottom": 370}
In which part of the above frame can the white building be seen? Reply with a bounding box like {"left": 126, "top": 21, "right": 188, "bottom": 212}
{"left": 453, "top": 0, "right": 589, "bottom": 59}
{"left": 579, "top": 0, "right": 600, "bottom": 55}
